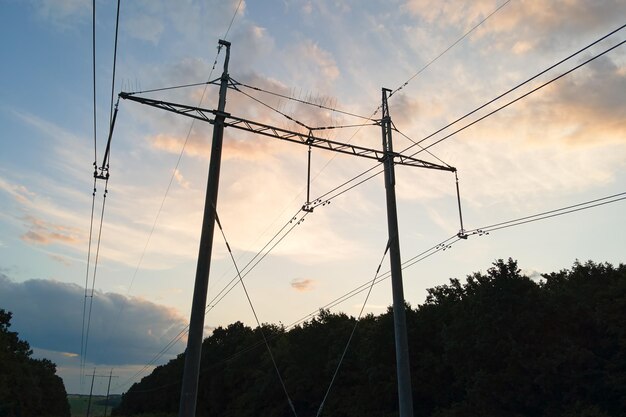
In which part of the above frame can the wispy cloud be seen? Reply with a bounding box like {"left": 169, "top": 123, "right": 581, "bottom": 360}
{"left": 124, "top": 15, "right": 165, "bottom": 44}
{"left": 20, "top": 215, "right": 82, "bottom": 246}
{"left": 35, "top": 0, "right": 90, "bottom": 27}
{"left": 290, "top": 278, "right": 316, "bottom": 292}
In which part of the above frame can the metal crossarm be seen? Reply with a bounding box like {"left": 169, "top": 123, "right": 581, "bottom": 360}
{"left": 119, "top": 92, "right": 455, "bottom": 172}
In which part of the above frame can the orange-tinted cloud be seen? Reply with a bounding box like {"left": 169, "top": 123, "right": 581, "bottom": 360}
{"left": 20, "top": 216, "right": 81, "bottom": 246}
{"left": 290, "top": 278, "right": 316, "bottom": 292}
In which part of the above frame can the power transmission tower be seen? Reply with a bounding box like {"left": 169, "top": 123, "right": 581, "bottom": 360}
{"left": 120, "top": 40, "right": 456, "bottom": 417}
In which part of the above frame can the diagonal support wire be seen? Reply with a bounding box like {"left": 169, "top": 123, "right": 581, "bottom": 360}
{"left": 315, "top": 240, "right": 390, "bottom": 417}
{"left": 214, "top": 209, "right": 299, "bottom": 417}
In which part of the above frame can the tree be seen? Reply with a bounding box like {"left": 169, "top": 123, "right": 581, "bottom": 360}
{"left": 0, "top": 309, "right": 70, "bottom": 417}
{"left": 113, "top": 260, "right": 626, "bottom": 417}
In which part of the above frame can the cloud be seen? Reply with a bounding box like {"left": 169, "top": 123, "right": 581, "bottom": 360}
{"left": 35, "top": 0, "right": 90, "bottom": 26}
{"left": 124, "top": 15, "right": 165, "bottom": 44}
{"left": 50, "top": 254, "right": 73, "bottom": 266}
{"left": 0, "top": 274, "right": 188, "bottom": 366}
{"left": 282, "top": 40, "right": 341, "bottom": 90}
{"left": 404, "top": 0, "right": 624, "bottom": 54}
{"left": 20, "top": 215, "right": 82, "bottom": 246}
{"left": 148, "top": 131, "right": 274, "bottom": 161}
{"left": 173, "top": 169, "right": 190, "bottom": 189}
{"left": 290, "top": 278, "right": 316, "bottom": 292}
{"left": 540, "top": 56, "right": 626, "bottom": 145}
{"left": 0, "top": 177, "right": 36, "bottom": 205}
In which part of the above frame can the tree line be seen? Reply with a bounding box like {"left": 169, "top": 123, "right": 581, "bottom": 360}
{"left": 0, "top": 309, "right": 70, "bottom": 417}
{"left": 113, "top": 259, "right": 626, "bottom": 417}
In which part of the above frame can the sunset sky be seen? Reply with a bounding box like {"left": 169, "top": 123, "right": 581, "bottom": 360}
{"left": 1, "top": 0, "right": 624, "bottom": 395}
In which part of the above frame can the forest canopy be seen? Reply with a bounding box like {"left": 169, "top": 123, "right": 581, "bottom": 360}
{"left": 114, "top": 259, "right": 626, "bottom": 417}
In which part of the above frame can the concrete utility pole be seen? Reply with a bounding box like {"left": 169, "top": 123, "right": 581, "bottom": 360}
{"left": 102, "top": 369, "right": 118, "bottom": 417}
{"left": 178, "top": 39, "right": 231, "bottom": 417}
{"left": 86, "top": 368, "right": 96, "bottom": 417}
{"left": 380, "top": 88, "right": 414, "bottom": 417}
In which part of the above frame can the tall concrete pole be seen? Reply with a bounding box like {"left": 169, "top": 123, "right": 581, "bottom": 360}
{"left": 380, "top": 87, "right": 414, "bottom": 417}
{"left": 178, "top": 39, "right": 231, "bottom": 417}
{"left": 103, "top": 369, "right": 113, "bottom": 417}
{"left": 85, "top": 368, "right": 96, "bottom": 417}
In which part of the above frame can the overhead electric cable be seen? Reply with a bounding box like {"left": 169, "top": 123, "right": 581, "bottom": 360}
{"left": 92, "top": 0, "right": 97, "bottom": 164}
{"left": 233, "top": 79, "right": 374, "bottom": 121}
{"left": 387, "top": 0, "right": 512, "bottom": 100}
{"left": 204, "top": 211, "right": 310, "bottom": 314}
{"left": 234, "top": 86, "right": 312, "bottom": 131}
{"left": 121, "top": 54, "right": 221, "bottom": 299}
{"left": 409, "top": 39, "right": 626, "bottom": 156}
{"left": 121, "top": 0, "right": 246, "bottom": 299}
{"left": 125, "top": 80, "right": 216, "bottom": 96}
{"left": 223, "top": 0, "right": 243, "bottom": 40}
{"left": 223, "top": 0, "right": 507, "bottom": 228}
{"left": 465, "top": 191, "right": 626, "bottom": 235}
{"left": 115, "top": 210, "right": 309, "bottom": 391}
{"left": 405, "top": 22, "right": 625, "bottom": 154}
{"left": 113, "top": 4, "right": 247, "bottom": 392}
{"left": 312, "top": 25, "right": 626, "bottom": 203}
{"left": 114, "top": 17, "right": 623, "bottom": 397}
{"left": 113, "top": 208, "right": 309, "bottom": 392}
{"left": 80, "top": 179, "right": 97, "bottom": 388}
{"left": 82, "top": 181, "right": 109, "bottom": 380}
{"left": 215, "top": 211, "right": 299, "bottom": 417}
{"left": 393, "top": 125, "right": 453, "bottom": 168}
{"left": 81, "top": 0, "right": 99, "bottom": 389}
{"left": 315, "top": 241, "right": 390, "bottom": 417}
{"left": 109, "top": 0, "right": 121, "bottom": 125}
{"left": 115, "top": 190, "right": 626, "bottom": 392}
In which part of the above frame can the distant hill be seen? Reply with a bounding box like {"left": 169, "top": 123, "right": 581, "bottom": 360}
{"left": 114, "top": 259, "right": 626, "bottom": 417}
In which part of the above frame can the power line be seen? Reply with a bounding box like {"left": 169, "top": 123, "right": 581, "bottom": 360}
{"left": 108, "top": 0, "right": 121, "bottom": 126}
{"left": 109, "top": 17, "right": 620, "bottom": 396}
{"left": 465, "top": 191, "right": 626, "bottom": 235}
{"left": 81, "top": 181, "right": 109, "bottom": 386}
{"left": 233, "top": 79, "right": 375, "bottom": 121}
{"left": 234, "top": 85, "right": 313, "bottom": 130}
{"left": 393, "top": 125, "right": 453, "bottom": 169}
{"left": 80, "top": 178, "right": 97, "bottom": 388}
{"left": 308, "top": 25, "right": 626, "bottom": 205}
{"left": 120, "top": 52, "right": 222, "bottom": 300}
{"left": 114, "top": 188, "right": 626, "bottom": 395}
{"left": 120, "top": 0, "right": 246, "bottom": 300}
{"left": 315, "top": 241, "right": 390, "bottom": 417}
{"left": 92, "top": 0, "right": 97, "bottom": 165}
{"left": 408, "top": 38, "right": 626, "bottom": 156}
{"left": 213, "top": 1, "right": 511, "bottom": 250}
{"left": 114, "top": 208, "right": 311, "bottom": 391}
{"left": 387, "top": 0, "right": 513, "bottom": 100}
{"left": 405, "top": 22, "right": 625, "bottom": 154}
{"left": 215, "top": 210, "right": 299, "bottom": 417}
{"left": 223, "top": 0, "right": 244, "bottom": 40}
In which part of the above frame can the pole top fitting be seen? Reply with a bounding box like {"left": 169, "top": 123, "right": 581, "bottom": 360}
{"left": 218, "top": 39, "right": 231, "bottom": 47}
{"left": 382, "top": 87, "right": 392, "bottom": 93}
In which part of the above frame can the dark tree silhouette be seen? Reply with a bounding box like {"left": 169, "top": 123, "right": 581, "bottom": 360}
{"left": 0, "top": 309, "right": 70, "bottom": 417}
{"left": 114, "top": 259, "right": 626, "bottom": 417}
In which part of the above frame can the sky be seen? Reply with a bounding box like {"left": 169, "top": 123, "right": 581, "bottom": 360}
{"left": 1, "top": 0, "right": 625, "bottom": 396}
